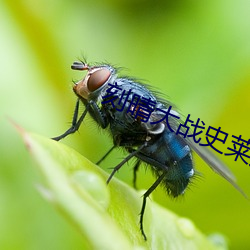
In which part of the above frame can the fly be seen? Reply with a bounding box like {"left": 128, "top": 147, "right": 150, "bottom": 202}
{"left": 52, "top": 60, "right": 246, "bottom": 240}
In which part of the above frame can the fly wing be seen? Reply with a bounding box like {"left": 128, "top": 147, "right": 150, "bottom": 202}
{"left": 186, "top": 137, "right": 248, "bottom": 198}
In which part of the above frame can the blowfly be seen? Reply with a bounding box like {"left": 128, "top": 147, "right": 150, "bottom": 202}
{"left": 52, "top": 60, "right": 245, "bottom": 240}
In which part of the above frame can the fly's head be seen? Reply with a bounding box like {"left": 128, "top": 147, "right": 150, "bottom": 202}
{"left": 72, "top": 61, "right": 115, "bottom": 100}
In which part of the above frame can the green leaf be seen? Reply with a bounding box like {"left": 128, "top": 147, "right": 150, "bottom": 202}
{"left": 19, "top": 128, "right": 227, "bottom": 250}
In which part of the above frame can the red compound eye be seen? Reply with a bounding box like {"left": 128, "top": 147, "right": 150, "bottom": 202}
{"left": 87, "top": 68, "right": 111, "bottom": 92}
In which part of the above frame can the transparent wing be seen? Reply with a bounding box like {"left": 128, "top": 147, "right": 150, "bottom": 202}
{"left": 186, "top": 137, "right": 248, "bottom": 198}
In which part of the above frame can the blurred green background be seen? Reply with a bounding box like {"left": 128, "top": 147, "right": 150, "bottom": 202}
{"left": 1, "top": 0, "right": 250, "bottom": 249}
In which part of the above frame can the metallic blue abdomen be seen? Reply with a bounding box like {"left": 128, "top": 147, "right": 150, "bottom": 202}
{"left": 136, "top": 129, "right": 194, "bottom": 197}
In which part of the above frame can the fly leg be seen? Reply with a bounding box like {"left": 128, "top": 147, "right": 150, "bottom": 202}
{"left": 52, "top": 99, "right": 108, "bottom": 141}
{"left": 140, "top": 172, "right": 167, "bottom": 240}
{"left": 133, "top": 160, "right": 141, "bottom": 189}
{"left": 52, "top": 99, "right": 89, "bottom": 141}
{"left": 107, "top": 143, "right": 146, "bottom": 184}
{"left": 96, "top": 145, "right": 116, "bottom": 165}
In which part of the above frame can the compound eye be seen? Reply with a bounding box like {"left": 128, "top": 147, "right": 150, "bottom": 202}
{"left": 87, "top": 68, "right": 111, "bottom": 92}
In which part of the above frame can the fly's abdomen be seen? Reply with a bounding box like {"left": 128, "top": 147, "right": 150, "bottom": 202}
{"left": 137, "top": 129, "right": 194, "bottom": 197}
{"left": 163, "top": 131, "right": 194, "bottom": 196}
{"left": 164, "top": 153, "right": 193, "bottom": 197}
